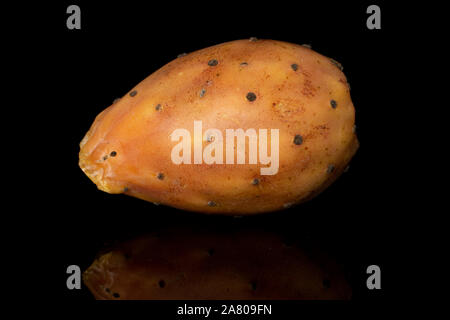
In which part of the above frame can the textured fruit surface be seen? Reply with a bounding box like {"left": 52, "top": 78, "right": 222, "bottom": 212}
{"left": 83, "top": 228, "right": 352, "bottom": 300}
{"left": 79, "top": 39, "right": 358, "bottom": 214}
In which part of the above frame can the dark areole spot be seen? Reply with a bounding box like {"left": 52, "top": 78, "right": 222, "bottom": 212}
{"left": 330, "top": 100, "right": 338, "bottom": 109}
{"left": 246, "top": 92, "right": 257, "bottom": 102}
{"left": 240, "top": 62, "right": 248, "bottom": 67}
{"left": 330, "top": 58, "right": 343, "bottom": 71}
{"left": 157, "top": 172, "right": 164, "bottom": 180}
{"left": 327, "top": 164, "right": 335, "bottom": 174}
{"left": 283, "top": 202, "right": 293, "bottom": 209}
{"left": 208, "top": 248, "right": 215, "bottom": 256}
{"left": 282, "top": 236, "right": 294, "bottom": 247}
{"left": 252, "top": 178, "right": 260, "bottom": 185}
{"left": 105, "top": 288, "right": 111, "bottom": 293}
{"left": 291, "top": 64, "right": 299, "bottom": 71}
{"left": 123, "top": 187, "right": 129, "bottom": 192}
{"left": 207, "top": 201, "right": 217, "bottom": 207}
{"left": 110, "top": 151, "right": 117, "bottom": 157}
{"left": 293, "top": 135, "right": 303, "bottom": 145}
{"left": 129, "top": 90, "right": 137, "bottom": 97}
{"left": 103, "top": 155, "right": 108, "bottom": 161}
{"left": 199, "top": 88, "right": 206, "bottom": 98}
{"left": 208, "top": 59, "right": 218, "bottom": 66}
{"left": 159, "top": 280, "right": 166, "bottom": 288}
{"left": 113, "top": 292, "right": 120, "bottom": 298}
{"left": 155, "top": 104, "right": 162, "bottom": 111}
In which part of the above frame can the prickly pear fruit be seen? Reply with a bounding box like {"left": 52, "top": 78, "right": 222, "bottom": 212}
{"left": 79, "top": 39, "right": 358, "bottom": 214}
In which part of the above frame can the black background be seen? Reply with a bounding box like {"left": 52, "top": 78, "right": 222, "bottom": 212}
{"left": 12, "top": 0, "right": 413, "bottom": 317}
